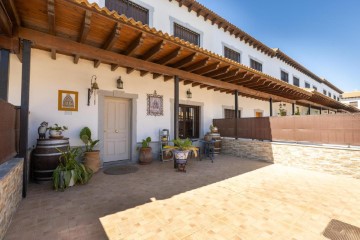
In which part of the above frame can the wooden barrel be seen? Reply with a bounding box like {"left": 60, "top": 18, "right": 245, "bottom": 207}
{"left": 206, "top": 133, "right": 222, "bottom": 155}
{"left": 32, "top": 138, "right": 69, "bottom": 182}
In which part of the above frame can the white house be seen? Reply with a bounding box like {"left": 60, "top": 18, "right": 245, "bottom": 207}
{"left": 0, "top": 0, "right": 357, "bottom": 165}
{"left": 341, "top": 91, "right": 360, "bottom": 109}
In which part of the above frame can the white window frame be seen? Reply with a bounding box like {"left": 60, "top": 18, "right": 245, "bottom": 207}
{"left": 222, "top": 42, "right": 242, "bottom": 63}
{"left": 170, "top": 16, "right": 204, "bottom": 47}
{"left": 249, "top": 56, "right": 263, "bottom": 72}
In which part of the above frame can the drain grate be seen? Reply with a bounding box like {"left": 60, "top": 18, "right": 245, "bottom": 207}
{"left": 323, "top": 219, "right": 360, "bottom": 240}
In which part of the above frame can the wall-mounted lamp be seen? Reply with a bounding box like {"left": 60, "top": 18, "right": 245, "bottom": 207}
{"left": 186, "top": 89, "right": 192, "bottom": 99}
{"left": 88, "top": 75, "right": 99, "bottom": 106}
{"left": 117, "top": 76, "right": 123, "bottom": 89}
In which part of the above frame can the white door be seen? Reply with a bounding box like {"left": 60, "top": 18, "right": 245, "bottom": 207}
{"left": 103, "top": 97, "right": 130, "bottom": 162}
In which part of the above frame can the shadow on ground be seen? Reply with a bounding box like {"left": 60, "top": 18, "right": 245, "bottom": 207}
{"left": 5, "top": 155, "right": 269, "bottom": 239}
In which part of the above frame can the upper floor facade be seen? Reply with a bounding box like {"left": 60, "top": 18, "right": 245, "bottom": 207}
{"left": 93, "top": 0, "right": 343, "bottom": 100}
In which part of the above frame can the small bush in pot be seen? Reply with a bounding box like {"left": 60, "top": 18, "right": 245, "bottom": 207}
{"left": 53, "top": 147, "right": 93, "bottom": 191}
{"left": 80, "top": 127, "right": 100, "bottom": 173}
{"left": 138, "top": 137, "right": 152, "bottom": 165}
{"left": 164, "top": 138, "right": 198, "bottom": 172}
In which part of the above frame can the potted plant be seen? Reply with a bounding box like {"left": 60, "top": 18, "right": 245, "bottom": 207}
{"left": 164, "top": 138, "right": 198, "bottom": 172}
{"left": 209, "top": 124, "right": 218, "bottom": 133}
{"left": 138, "top": 137, "right": 152, "bottom": 165}
{"left": 48, "top": 123, "right": 68, "bottom": 138}
{"left": 278, "top": 103, "right": 287, "bottom": 116}
{"left": 53, "top": 147, "right": 93, "bottom": 191}
{"left": 80, "top": 127, "right": 100, "bottom": 173}
{"left": 294, "top": 106, "right": 301, "bottom": 115}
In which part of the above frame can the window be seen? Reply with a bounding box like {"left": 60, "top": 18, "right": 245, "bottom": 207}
{"left": 333, "top": 95, "right": 336, "bottom": 100}
{"left": 328, "top": 92, "right": 332, "bottom": 98}
{"left": 224, "top": 47, "right": 240, "bottom": 63}
{"left": 337, "top": 97, "right": 339, "bottom": 101}
{"left": 255, "top": 111, "right": 263, "bottom": 117}
{"left": 250, "top": 59, "right": 262, "bottom": 72}
{"left": 350, "top": 101, "right": 358, "bottom": 107}
{"left": 313, "top": 86, "right": 317, "bottom": 91}
{"left": 323, "top": 90, "right": 327, "bottom": 95}
{"left": 224, "top": 109, "right": 241, "bottom": 119}
{"left": 305, "top": 82, "right": 310, "bottom": 88}
{"left": 293, "top": 77, "right": 300, "bottom": 87}
{"left": 281, "top": 71, "right": 289, "bottom": 83}
{"left": 106, "top": 0, "right": 149, "bottom": 25}
{"left": 178, "top": 104, "right": 200, "bottom": 139}
{"left": 174, "top": 23, "right": 200, "bottom": 46}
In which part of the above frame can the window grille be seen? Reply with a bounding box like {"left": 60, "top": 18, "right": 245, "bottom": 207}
{"left": 174, "top": 23, "right": 200, "bottom": 46}
{"left": 250, "top": 59, "right": 262, "bottom": 72}
{"left": 106, "top": 0, "right": 149, "bottom": 25}
{"left": 224, "top": 47, "right": 240, "bottom": 63}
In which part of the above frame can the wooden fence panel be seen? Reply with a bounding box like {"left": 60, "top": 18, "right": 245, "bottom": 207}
{"left": 214, "top": 114, "right": 360, "bottom": 146}
{"left": 0, "top": 100, "right": 19, "bottom": 165}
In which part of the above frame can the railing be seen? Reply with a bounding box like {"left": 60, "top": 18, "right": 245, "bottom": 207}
{"left": 214, "top": 114, "right": 360, "bottom": 146}
{"left": 0, "top": 100, "right": 20, "bottom": 165}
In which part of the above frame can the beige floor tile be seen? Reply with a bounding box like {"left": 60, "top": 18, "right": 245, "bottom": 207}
{"left": 4, "top": 156, "right": 360, "bottom": 240}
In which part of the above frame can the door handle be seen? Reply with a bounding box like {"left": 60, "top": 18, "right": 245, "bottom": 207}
{"left": 115, "top": 130, "right": 119, "bottom": 133}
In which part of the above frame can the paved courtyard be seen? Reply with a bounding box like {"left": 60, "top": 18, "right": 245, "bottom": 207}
{"left": 5, "top": 155, "right": 360, "bottom": 240}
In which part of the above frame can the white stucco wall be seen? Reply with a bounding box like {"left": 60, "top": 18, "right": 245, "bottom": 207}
{"left": 92, "top": 0, "right": 342, "bottom": 98}
{"left": 8, "top": 49, "right": 274, "bottom": 149}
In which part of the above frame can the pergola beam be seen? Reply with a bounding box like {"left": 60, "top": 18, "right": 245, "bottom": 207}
{"left": 18, "top": 27, "right": 295, "bottom": 103}
{"left": 141, "top": 40, "right": 164, "bottom": 61}
{"left": 74, "top": 10, "right": 92, "bottom": 64}
{"left": 156, "top": 47, "right": 182, "bottom": 65}
{"left": 170, "top": 52, "right": 197, "bottom": 68}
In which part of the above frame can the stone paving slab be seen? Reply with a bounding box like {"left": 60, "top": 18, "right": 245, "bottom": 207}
{"left": 4, "top": 155, "right": 360, "bottom": 240}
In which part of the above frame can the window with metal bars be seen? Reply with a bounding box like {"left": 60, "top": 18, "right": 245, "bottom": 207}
{"left": 174, "top": 23, "right": 200, "bottom": 46}
{"left": 281, "top": 70, "right": 289, "bottom": 83}
{"left": 224, "top": 47, "right": 240, "bottom": 63}
{"left": 305, "top": 82, "right": 310, "bottom": 88}
{"left": 323, "top": 89, "right": 327, "bottom": 95}
{"left": 293, "top": 77, "right": 300, "bottom": 87}
{"left": 178, "top": 105, "right": 200, "bottom": 139}
{"left": 313, "top": 86, "right": 317, "bottom": 91}
{"left": 328, "top": 92, "right": 332, "bottom": 98}
{"left": 105, "top": 0, "right": 149, "bottom": 25}
{"left": 224, "top": 109, "right": 241, "bottom": 119}
{"left": 250, "top": 59, "right": 262, "bottom": 72}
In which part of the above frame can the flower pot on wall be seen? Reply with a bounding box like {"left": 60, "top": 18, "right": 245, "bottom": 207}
{"left": 139, "top": 147, "right": 152, "bottom": 165}
{"left": 83, "top": 151, "right": 100, "bottom": 173}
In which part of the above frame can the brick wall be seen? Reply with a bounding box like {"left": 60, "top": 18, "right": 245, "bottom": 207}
{"left": 222, "top": 138, "right": 360, "bottom": 179}
{"left": 0, "top": 158, "right": 23, "bottom": 239}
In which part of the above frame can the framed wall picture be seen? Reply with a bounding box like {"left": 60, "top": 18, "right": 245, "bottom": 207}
{"left": 147, "top": 90, "right": 163, "bottom": 116}
{"left": 58, "top": 90, "right": 78, "bottom": 111}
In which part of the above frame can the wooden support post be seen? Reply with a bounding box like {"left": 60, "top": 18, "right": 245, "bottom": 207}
{"left": 0, "top": 49, "right": 10, "bottom": 101}
{"left": 234, "top": 90, "right": 239, "bottom": 139}
{"left": 269, "top": 98, "right": 273, "bottom": 117}
{"left": 174, "top": 76, "right": 179, "bottom": 168}
{"left": 292, "top": 103, "right": 295, "bottom": 115}
{"left": 19, "top": 39, "right": 31, "bottom": 198}
{"left": 320, "top": 107, "right": 322, "bottom": 115}
{"left": 308, "top": 104, "right": 311, "bottom": 115}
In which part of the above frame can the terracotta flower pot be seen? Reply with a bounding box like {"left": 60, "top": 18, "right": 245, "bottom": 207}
{"left": 83, "top": 150, "right": 100, "bottom": 173}
{"left": 139, "top": 147, "right": 152, "bottom": 165}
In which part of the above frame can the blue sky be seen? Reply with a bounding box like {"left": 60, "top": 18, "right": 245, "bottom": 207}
{"left": 196, "top": 0, "right": 359, "bottom": 92}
